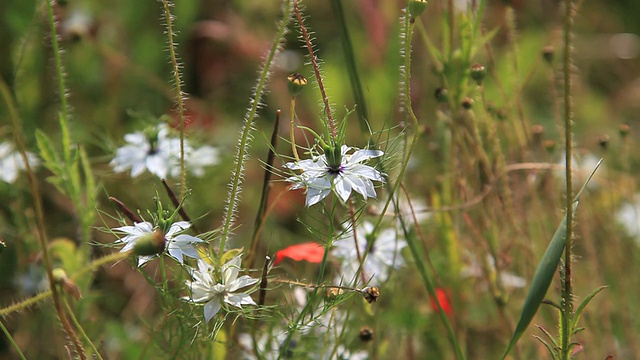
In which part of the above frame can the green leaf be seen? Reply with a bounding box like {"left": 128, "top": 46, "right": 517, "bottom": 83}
{"left": 501, "top": 159, "right": 602, "bottom": 359}
{"left": 35, "top": 130, "right": 63, "bottom": 176}
{"left": 571, "top": 286, "right": 607, "bottom": 333}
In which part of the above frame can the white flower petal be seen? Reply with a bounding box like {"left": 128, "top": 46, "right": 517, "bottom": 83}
{"left": 204, "top": 299, "right": 222, "bottom": 322}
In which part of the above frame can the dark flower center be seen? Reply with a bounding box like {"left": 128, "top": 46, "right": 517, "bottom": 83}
{"left": 327, "top": 164, "right": 343, "bottom": 175}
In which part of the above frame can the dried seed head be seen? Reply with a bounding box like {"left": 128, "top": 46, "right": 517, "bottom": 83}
{"left": 287, "top": 73, "right": 307, "bottom": 98}
{"left": 132, "top": 229, "right": 166, "bottom": 256}
{"left": 461, "top": 97, "right": 474, "bottom": 110}
{"left": 434, "top": 87, "right": 448, "bottom": 103}
{"left": 362, "top": 286, "right": 380, "bottom": 304}
{"left": 619, "top": 123, "right": 630, "bottom": 138}
{"left": 532, "top": 124, "right": 545, "bottom": 144}
{"left": 599, "top": 135, "right": 610, "bottom": 150}
{"left": 543, "top": 139, "right": 556, "bottom": 153}
{"left": 542, "top": 45, "right": 554, "bottom": 64}
{"left": 359, "top": 326, "right": 374, "bottom": 342}
{"left": 470, "top": 63, "right": 487, "bottom": 84}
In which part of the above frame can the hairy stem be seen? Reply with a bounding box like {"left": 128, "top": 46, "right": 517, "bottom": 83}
{"left": 161, "top": 0, "right": 187, "bottom": 199}
{"left": 561, "top": 0, "right": 575, "bottom": 358}
{"left": 219, "top": 0, "right": 293, "bottom": 254}
{"left": 293, "top": 1, "right": 336, "bottom": 138}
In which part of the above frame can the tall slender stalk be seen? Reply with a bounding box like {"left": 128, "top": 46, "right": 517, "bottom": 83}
{"left": 161, "top": 0, "right": 187, "bottom": 199}
{"left": 219, "top": 0, "right": 293, "bottom": 254}
{"left": 561, "top": 0, "right": 575, "bottom": 358}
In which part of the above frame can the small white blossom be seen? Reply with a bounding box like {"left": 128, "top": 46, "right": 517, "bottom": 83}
{"left": 333, "top": 221, "right": 406, "bottom": 283}
{"left": 0, "top": 142, "right": 39, "bottom": 184}
{"left": 285, "top": 145, "right": 385, "bottom": 207}
{"left": 114, "top": 221, "right": 203, "bottom": 266}
{"left": 184, "top": 255, "right": 259, "bottom": 322}
{"left": 616, "top": 194, "right": 640, "bottom": 246}
{"left": 460, "top": 253, "right": 526, "bottom": 289}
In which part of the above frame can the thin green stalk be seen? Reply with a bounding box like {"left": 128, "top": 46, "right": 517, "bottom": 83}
{"left": 0, "top": 320, "right": 28, "bottom": 360}
{"left": 0, "top": 251, "right": 130, "bottom": 317}
{"left": 561, "top": 0, "right": 575, "bottom": 358}
{"left": 63, "top": 298, "right": 104, "bottom": 360}
{"left": 2, "top": 10, "right": 84, "bottom": 354}
{"left": 161, "top": 0, "right": 187, "bottom": 199}
{"left": 219, "top": 0, "right": 293, "bottom": 254}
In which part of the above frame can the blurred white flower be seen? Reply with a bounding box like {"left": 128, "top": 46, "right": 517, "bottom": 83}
{"left": 616, "top": 194, "right": 640, "bottom": 245}
{"left": 114, "top": 221, "right": 203, "bottom": 266}
{"left": 332, "top": 221, "right": 406, "bottom": 283}
{"left": 285, "top": 145, "right": 385, "bottom": 207}
{"left": 169, "top": 144, "right": 220, "bottom": 178}
{"left": 0, "top": 142, "right": 39, "bottom": 184}
{"left": 110, "top": 124, "right": 178, "bottom": 178}
{"left": 111, "top": 124, "right": 219, "bottom": 178}
{"left": 184, "top": 255, "right": 259, "bottom": 322}
{"left": 460, "top": 254, "right": 526, "bottom": 289}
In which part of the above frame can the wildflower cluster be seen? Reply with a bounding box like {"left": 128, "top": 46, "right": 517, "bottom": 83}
{"left": 110, "top": 123, "right": 219, "bottom": 178}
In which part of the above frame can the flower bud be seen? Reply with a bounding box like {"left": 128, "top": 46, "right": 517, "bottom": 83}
{"left": 409, "top": 0, "right": 428, "bottom": 18}
{"left": 52, "top": 268, "right": 81, "bottom": 300}
{"left": 287, "top": 73, "right": 307, "bottom": 97}
{"left": 362, "top": 286, "right": 380, "bottom": 304}
{"left": 470, "top": 63, "right": 486, "bottom": 84}
{"left": 434, "top": 87, "right": 448, "bottom": 103}
{"left": 132, "top": 229, "right": 166, "bottom": 256}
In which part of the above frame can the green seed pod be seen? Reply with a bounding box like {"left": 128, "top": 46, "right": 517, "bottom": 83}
{"left": 133, "top": 229, "right": 166, "bottom": 257}
{"left": 287, "top": 73, "right": 307, "bottom": 97}
{"left": 409, "top": 0, "right": 428, "bottom": 18}
{"left": 470, "top": 63, "right": 487, "bottom": 84}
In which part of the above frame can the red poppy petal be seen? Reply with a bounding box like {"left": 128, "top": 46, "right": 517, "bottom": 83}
{"left": 274, "top": 242, "right": 325, "bottom": 265}
{"left": 430, "top": 288, "right": 453, "bottom": 315}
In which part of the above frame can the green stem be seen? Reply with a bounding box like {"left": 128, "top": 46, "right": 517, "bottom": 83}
{"left": 561, "top": 0, "right": 575, "bottom": 358}
{"left": 0, "top": 320, "right": 28, "bottom": 360}
{"left": 219, "top": 0, "right": 293, "bottom": 254}
{"left": 0, "top": 251, "right": 130, "bottom": 317}
{"left": 161, "top": 0, "right": 187, "bottom": 199}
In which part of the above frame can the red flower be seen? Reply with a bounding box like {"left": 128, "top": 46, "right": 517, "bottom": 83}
{"left": 430, "top": 288, "right": 453, "bottom": 315}
{"left": 274, "top": 242, "right": 325, "bottom": 266}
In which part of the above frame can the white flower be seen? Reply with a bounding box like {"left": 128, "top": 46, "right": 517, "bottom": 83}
{"left": 284, "top": 145, "right": 385, "bottom": 207}
{"left": 616, "top": 194, "right": 640, "bottom": 246}
{"left": 110, "top": 124, "right": 179, "bottom": 178}
{"left": 460, "top": 253, "right": 526, "bottom": 289}
{"left": 169, "top": 144, "right": 220, "bottom": 178}
{"left": 0, "top": 142, "right": 39, "bottom": 184}
{"left": 184, "top": 255, "right": 259, "bottom": 322}
{"left": 332, "top": 221, "right": 406, "bottom": 283}
{"left": 110, "top": 124, "right": 219, "bottom": 178}
{"left": 114, "top": 221, "right": 203, "bottom": 266}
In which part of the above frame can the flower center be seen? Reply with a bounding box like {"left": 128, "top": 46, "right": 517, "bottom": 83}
{"left": 327, "top": 164, "right": 343, "bottom": 175}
